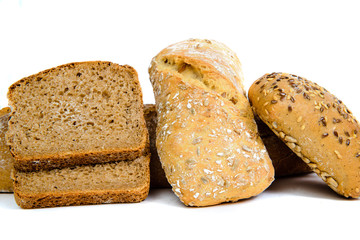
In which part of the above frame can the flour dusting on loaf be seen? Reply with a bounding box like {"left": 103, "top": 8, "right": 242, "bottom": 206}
{"left": 149, "top": 39, "right": 274, "bottom": 206}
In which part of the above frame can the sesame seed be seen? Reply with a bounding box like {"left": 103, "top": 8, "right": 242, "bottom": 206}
{"left": 297, "top": 116, "right": 302, "bottom": 123}
{"left": 279, "top": 132, "right": 285, "bottom": 139}
{"left": 203, "top": 169, "right": 213, "bottom": 174}
{"left": 284, "top": 135, "right": 297, "bottom": 143}
{"left": 242, "top": 145, "right": 252, "bottom": 152}
{"left": 301, "top": 124, "right": 306, "bottom": 130}
{"left": 290, "top": 96, "right": 295, "bottom": 103}
{"left": 322, "top": 133, "right": 329, "bottom": 138}
{"left": 334, "top": 130, "right": 339, "bottom": 137}
{"left": 271, "top": 100, "right": 278, "bottom": 104}
{"left": 339, "top": 137, "right": 343, "bottom": 144}
{"left": 288, "top": 105, "right": 292, "bottom": 112}
{"left": 334, "top": 150, "right": 342, "bottom": 159}
{"left": 346, "top": 139, "right": 350, "bottom": 146}
{"left": 356, "top": 153, "right": 360, "bottom": 158}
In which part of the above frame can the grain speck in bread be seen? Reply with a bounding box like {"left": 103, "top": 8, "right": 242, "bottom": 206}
{"left": 249, "top": 72, "right": 360, "bottom": 198}
{"left": 7, "top": 61, "right": 147, "bottom": 172}
{"left": 149, "top": 39, "right": 274, "bottom": 206}
{"left": 0, "top": 107, "right": 14, "bottom": 192}
{"left": 13, "top": 155, "right": 150, "bottom": 209}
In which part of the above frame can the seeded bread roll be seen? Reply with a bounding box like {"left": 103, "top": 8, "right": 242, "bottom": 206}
{"left": 149, "top": 39, "right": 274, "bottom": 206}
{"left": 249, "top": 72, "right": 360, "bottom": 198}
{"left": 144, "top": 104, "right": 169, "bottom": 188}
{"left": 13, "top": 154, "right": 150, "bottom": 209}
{"left": 7, "top": 61, "right": 147, "bottom": 172}
{"left": 254, "top": 114, "right": 311, "bottom": 177}
{"left": 0, "top": 107, "right": 14, "bottom": 192}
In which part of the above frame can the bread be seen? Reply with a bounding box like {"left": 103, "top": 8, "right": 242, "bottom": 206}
{"left": 7, "top": 61, "right": 147, "bottom": 172}
{"left": 145, "top": 103, "right": 310, "bottom": 180}
{"left": 0, "top": 107, "right": 14, "bottom": 192}
{"left": 144, "top": 104, "right": 169, "bottom": 188}
{"left": 149, "top": 39, "right": 274, "bottom": 206}
{"left": 13, "top": 154, "right": 150, "bottom": 208}
{"left": 248, "top": 72, "right": 360, "bottom": 198}
{"left": 254, "top": 114, "right": 311, "bottom": 177}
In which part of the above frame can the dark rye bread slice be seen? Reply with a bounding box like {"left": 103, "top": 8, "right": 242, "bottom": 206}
{"left": 7, "top": 61, "right": 147, "bottom": 172}
{"left": 13, "top": 155, "right": 150, "bottom": 208}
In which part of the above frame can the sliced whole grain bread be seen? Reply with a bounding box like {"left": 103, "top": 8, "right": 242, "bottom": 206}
{"left": 13, "top": 154, "right": 150, "bottom": 208}
{"left": 7, "top": 61, "right": 147, "bottom": 172}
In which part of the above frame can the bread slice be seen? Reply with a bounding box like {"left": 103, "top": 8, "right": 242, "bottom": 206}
{"left": 0, "top": 107, "right": 14, "bottom": 192}
{"left": 7, "top": 61, "right": 147, "bottom": 172}
{"left": 13, "top": 154, "right": 150, "bottom": 208}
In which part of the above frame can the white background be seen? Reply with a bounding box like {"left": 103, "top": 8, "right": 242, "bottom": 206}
{"left": 1, "top": 0, "right": 360, "bottom": 239}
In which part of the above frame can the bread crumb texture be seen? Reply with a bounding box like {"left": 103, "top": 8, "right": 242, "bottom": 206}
{"left": 7, "top": 61, "right": 147, "bottom": 171}
{"left": 13, "top": 155, "right": 150, "bottom": 208}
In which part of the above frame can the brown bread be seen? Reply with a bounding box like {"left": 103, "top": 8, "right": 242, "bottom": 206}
{"left": 0, "top": 107, "right": 14, "bottom": 192}
{"left": 7, "top": 61, "right": 147, "bottom": 172}
{"left": 13, "top": 154, "right": 150, "bottom": 208}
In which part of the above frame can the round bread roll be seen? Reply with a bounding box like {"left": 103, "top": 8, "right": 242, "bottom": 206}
{"left": 249, "top": 72, "right": 360, "bottom": 198}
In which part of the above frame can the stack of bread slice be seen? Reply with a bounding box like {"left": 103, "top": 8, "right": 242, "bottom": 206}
{"left": 6, "top": 61, "right": 150, "bottom": 208}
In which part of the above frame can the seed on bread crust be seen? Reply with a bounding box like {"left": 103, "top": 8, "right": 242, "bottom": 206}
{"left": 248, "top": 72, "right": 360, "bottom": 198}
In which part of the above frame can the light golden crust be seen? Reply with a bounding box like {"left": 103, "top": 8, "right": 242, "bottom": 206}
{"left": 0, "top": 107, "right": 13, "bottom": 192}
{"left": 249, "top": 72, "right": 360, "bottom": 198}
{"left": 149, "top": 39, "right": 274, "bottom": 206}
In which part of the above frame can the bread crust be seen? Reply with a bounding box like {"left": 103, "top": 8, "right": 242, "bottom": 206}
{"left": 249, "top": 72, "right": 360, "bottom": 198}
{"left": 144, "top": 104, "right": 170, "bottom": 188}
{"left": 0, "top": 107, "right": 13, "bottom": 192}
{"left": 149, "top": 39, "right": 274, "bottom": 206}
{"left": 7, "top": 61, "right": 147, "bottom": 172}
{"left": 254, "top": 114, "right": 311, "bottom": 177}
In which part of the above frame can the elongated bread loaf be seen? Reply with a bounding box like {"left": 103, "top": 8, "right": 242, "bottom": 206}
{"left": 7, "top": 61, "right": 147, "bottom": 172}
{"left": 144, "top": 103, "right": 310, "bottom": 181}
{"left": 149, "top": 39, "right": 274, "bottom": 206}
{"left": 249, "top": 72, "right": 360, "bottom": 198}
{"left": 0, "top": 107, "right": 14, "bottom": 192}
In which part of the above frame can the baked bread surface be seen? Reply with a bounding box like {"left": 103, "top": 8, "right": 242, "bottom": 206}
{"left": 7, "top": 61, "right": 147, "bottom": 171}
{"left": 254, "top": 114, "right": 311, "bottom": 177}
{"left": 0, "top": 107, "right": 14, "bottom": 192}
{"left": 149, "top": 39, "right": 274, "bottom": 206}
{"left": 249, "top": 72, "right": 360, "bottom": 198}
